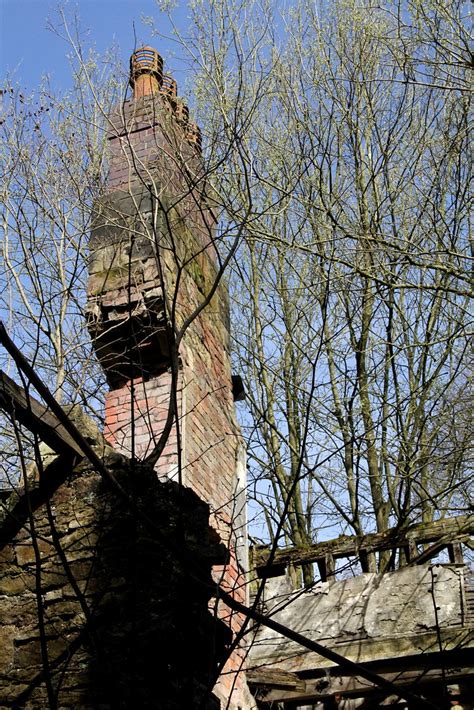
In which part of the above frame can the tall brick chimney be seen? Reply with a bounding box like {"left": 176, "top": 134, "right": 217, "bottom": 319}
{"left": 86, "top": 48, "right": 252, "bottom": 708}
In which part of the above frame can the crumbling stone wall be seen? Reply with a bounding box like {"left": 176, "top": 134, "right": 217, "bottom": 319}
{"left": 0, "top": 417, "right": 229, "bottom": 708}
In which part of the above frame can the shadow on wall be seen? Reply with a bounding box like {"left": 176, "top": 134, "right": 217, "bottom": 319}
{"left": 0, "top": 440, "right": 230, "bottom": 709}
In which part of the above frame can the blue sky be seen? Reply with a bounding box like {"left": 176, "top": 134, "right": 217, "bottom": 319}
{"left": 0, "top": 0, "right": 189, "bottom": 93}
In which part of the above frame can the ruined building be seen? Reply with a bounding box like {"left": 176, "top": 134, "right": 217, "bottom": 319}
{"left": 0, "top": 46, "right": 253, "bottom": 709}
{"left": 0, "top": 45, "right": 473, "bottom": 710}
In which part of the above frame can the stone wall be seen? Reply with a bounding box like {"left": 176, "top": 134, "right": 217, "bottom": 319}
{"left": 0, "top": 417, "right": 229, "bottom": 708}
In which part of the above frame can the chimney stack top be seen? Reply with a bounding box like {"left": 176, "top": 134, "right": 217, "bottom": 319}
{"left": 130, "top": 46, "right": 163, "bottom": 99}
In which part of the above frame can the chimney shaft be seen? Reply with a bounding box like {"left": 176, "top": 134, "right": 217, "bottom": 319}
{"left": 130, "top": 46, "right": 163, "bottom": 99}
{"left": 87, "top": 43, "right": 250, "bottom": 708}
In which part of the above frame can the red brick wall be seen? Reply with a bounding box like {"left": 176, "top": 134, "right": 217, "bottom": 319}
{"left": 104, "top": 373, "right": 180, "bottom": 481}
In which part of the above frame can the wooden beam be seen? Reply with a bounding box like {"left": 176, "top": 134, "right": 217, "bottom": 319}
{"left": 246, "top": 668, "right": 305, "bottom": 692}
{"left": 360, "top": 549, "right": 377, "bottom": 572}
{"left": 448, "top": 542, "right": 464, "bottom": 564}
{"left": 0, "top": 321, "right": 129, "bottom": 498}
{"left": 250, "top": 666, "right": 474, "bottom": 704}
{"left": 408, "top": 534, "right": 469, "bottom": 566}
{"left": 0, "top": 370, "right": 85, "bottom": 458}
{"left": 248, "top": 659, "right": 474, "bottom": 704}
{"left": 253, "top": 515, "right": 474, "bottom": 574}
{"left": 317, "top": 553, "right": 335, "bottom": 582}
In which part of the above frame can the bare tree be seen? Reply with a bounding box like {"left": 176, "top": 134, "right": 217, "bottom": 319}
{"left": 0, "top": 45, "right": 122, "bottom": 398}
{"left": 151, "top": 0, "right": 472, "bottom": 579}
{"left": 0, "top": 36, "right": 126, "bottom": 495}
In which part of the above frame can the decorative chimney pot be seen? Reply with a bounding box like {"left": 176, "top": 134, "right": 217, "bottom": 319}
{"left": 186, "top": 122, "right": 202, "bottom": 152}
{"left": 175, "top": 99, "right": 190, "bottom": 124}
{"left": 129, "top": 46, "right": 163, "bottom": 99}
{"left": 161, "top": 74, "right": 178, "bottom": 99}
